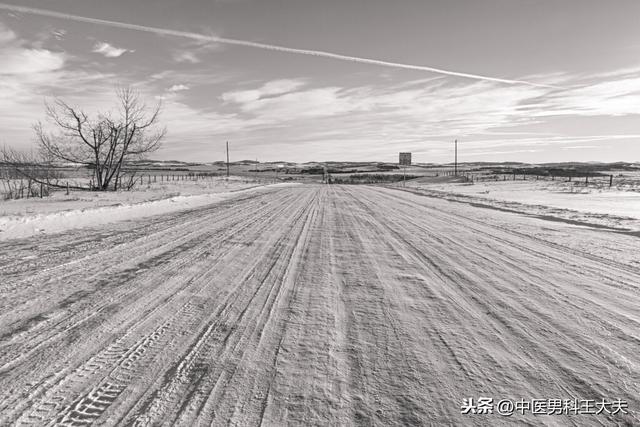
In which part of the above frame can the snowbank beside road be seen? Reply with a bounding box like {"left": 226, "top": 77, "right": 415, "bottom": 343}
{"left": 0, "top": 183, "right": 294, "bottom": 241}
{"left": 0, "top": 176, "right": 257, "bottom": 217}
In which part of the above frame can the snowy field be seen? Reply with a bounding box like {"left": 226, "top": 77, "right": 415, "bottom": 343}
{"left": 404, "top": 174, "right": 640, "bottom": 232}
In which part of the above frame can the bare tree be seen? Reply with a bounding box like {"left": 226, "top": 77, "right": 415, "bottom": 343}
{"left": 31, "top": 86, "right": 166, "bottom": 191}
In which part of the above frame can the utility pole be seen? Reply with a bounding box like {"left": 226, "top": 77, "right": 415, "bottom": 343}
{"left": 254, "top": 157, "right": 258, "bottom": 182}
{"left": 226, "top": 141, "right": 230, "bottom": 179}
{"left": 454, "top": 139, "right": 458, "bottom": 176}
{"left": 403, "top": 164, "right": 406, "bottom": 187}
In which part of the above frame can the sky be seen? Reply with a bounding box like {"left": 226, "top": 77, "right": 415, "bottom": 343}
{"left": 1, "top": 0, "right": 640, "bottom": 164}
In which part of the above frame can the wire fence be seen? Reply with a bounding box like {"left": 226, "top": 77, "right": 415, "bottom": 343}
{"left": 0, "top": 171, "right": 232, "bottom": 200}
{"left": 434, "top": 170, "right": 640, "bottom": 190}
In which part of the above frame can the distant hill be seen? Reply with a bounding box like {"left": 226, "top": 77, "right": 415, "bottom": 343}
{"left": 135, "top": 159, "right": 639, "bottom": 171}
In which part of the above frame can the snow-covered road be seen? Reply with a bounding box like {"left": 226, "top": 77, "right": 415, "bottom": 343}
{"left": 0, "top": 185, "right": 638, "bottom": 425}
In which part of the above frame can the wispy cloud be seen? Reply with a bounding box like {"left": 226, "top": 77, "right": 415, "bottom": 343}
{"left": 0, "top": 2, "right": 559, "bottom": 88}
{"left": 221, "top": 79, "right": 306, "bottom": 104}
{"left": 0, "top": 22, "right": 65, "bottom": 75}
{"left": 168, "top": 84, "right": 189, "bottom": 92}
{"left": 51, "top": 28, "right": 66, "bottom": 40}
{"left": 173, "top": 50, "right": 200, "bottom": 64}
{"left": 2, "top": 46, "right": 66, "bottom": 74}
{"left": 532, "top": 76, "right": 640, "bottom": 117}
{"left": 221, "top": 78, "right": 546, "bottom": 131}
{"left": 92, "top": 41, "right": 132, "bottom": 58}
{"left": 0, "top": 21, "right": 16, "bottom": 42}
{"left": 172, "top": 35, "right": 223, "bottom": 64}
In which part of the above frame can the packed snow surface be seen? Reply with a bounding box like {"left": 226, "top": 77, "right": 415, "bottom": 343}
{"left": 0, "top": 185, "right": 638, "bottom": 425}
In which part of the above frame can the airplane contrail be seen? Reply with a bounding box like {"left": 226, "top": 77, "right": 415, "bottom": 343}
{"left": 0, "top": 3, "right": 558, "bottom": 89}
